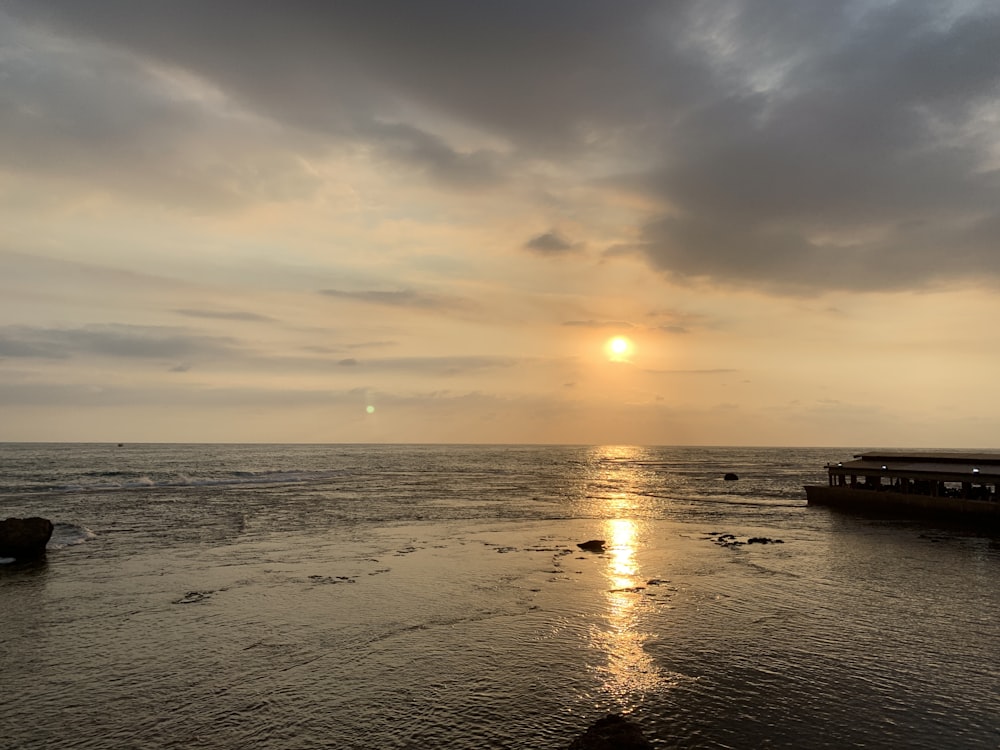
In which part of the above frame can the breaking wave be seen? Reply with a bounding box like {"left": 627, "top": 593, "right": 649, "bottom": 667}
{"left": 11, "top": 469, "right": 349, "bottom": 497}
{"left": 48, "top": 522, "right": 97, "bottom": 549}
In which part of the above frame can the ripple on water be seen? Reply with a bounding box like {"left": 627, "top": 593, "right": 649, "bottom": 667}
{"left": 2, "top": 445, "right": 998, "bottom": 749}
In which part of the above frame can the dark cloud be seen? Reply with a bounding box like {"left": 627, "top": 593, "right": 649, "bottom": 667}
{"left": 0, "top": 337, "right": 69, "bottom": 359}
{"left": 3, "top": 1, "right": 672, "bottom": 149}
{"left": 562, "top": 312, "right": 704, "bottom": 334}
{"left": 346, "top": 340, "right": 397, "bottom": 350}
{"left": 330, "top": 356, "right": 520, "bottom": 376}
{"left": 0, "top": 329, "right": 523, "bottom": 377}
{"left": 0, "top": 324, "right": 240, "bottom": 360}
{"left": 0, "top": 381, "right": 519, "bottom": 412}
{"left": 0, "top": 381, "right": 349, "bottom": 407}
{"left": 525, "top": 231, "right": 579, "bottom": 256}
{"left": 319, "top": 288, "right": 468, "bottom": 311}
{"left": 173, "top": 309, "right": 275, "bottom": 322}
{"left": 5, "top": 0, "right": 999, "bottom": 291}
{"left": 0, "top": 13, "right": 323, "bottom": 210}
{"left": 647, "top": 308, "right": 706, "bottom": 335}
{"left": 369, "top": 120, "right": 504, "bottom": 188}
{"left": 630, "top": 2, "right": 1000, "bottom": 292}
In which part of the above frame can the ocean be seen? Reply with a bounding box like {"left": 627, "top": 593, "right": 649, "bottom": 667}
{"left": 1, "top": 443, "right": 997, "bottom": 749}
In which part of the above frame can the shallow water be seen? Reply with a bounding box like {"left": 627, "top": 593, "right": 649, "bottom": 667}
{"left": 2, "top": 444, "right": 998, "bottom": 748}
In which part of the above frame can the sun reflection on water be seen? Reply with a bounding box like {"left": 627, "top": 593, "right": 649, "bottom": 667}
{"left": 591, "top": 517, "right": 672, "bottom": 708}
{"left": 608, "top": 518, "right": 638, "bottom": 590}
{"left": 584, "top": 447, "right": 674, "bottom": 709}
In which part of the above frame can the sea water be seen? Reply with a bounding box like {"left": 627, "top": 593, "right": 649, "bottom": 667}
{"left": 1, "top": 444, "right": 997, "bottom": 749}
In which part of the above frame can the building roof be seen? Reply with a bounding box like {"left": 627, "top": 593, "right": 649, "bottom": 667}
{"left": 854, "top": 451, "right": 1000, "bottom": 464}
{"left": 830, "top": 451, "right": 1000, "bottom": 481}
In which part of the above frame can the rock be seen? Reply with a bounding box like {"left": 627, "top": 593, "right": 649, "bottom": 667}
{"left": 577, "top": 539, "right": 606, "bottom": 552}
{"left": 0, "top": 517, "right": 54, "bottom": 560}
{"left": 724, "top": 472, "right": 739, "bottom": 481}
{"left": 711, "top": 533, "right": 745, "bottom": 549}
{"left": 568, "top": 714, "right": 653, "bottom": 749}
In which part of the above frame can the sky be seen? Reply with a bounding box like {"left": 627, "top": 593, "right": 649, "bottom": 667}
{"left": 2, "top": 0, "right": 999, "bottom": 446}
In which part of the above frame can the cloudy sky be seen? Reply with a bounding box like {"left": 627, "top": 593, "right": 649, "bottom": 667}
{"left": 2, "top": 0, "right": 999, "bottom": 445}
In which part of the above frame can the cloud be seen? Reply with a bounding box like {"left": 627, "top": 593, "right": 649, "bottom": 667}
{"left": 0, "top": 381, "right": 345, "bottom": 408}
{"left": 562, "top": 311, "right": 705, "bottom": 334}
{"left": 628, "top": 2, "right": 1000, "bottom": 292}
{"left": 5, "top": 0, "right": 999, "bottom": 292}
{"left": 334, "top": 355, "right": 520, "bottom": 376}
{"left": 561, "top": 320, "right": 635, "bottom": 329}
{"left": 3, "top": 1, "right": 671, "bottom": 149}
{"left": 644, "top": 368, "right": 738, "bottom": 375}
{"left": 0, "top": 11, "right": 323, "bottom": 211}
{"left": 173, "top": 309, "right": 275, "bottom": 322}
{"left": 0, "top": 325, "right": 523, "bottom": 378}
{"left": 524, "top": 231, "right": 580, "bottom": 256}
{"left": 345, "top": 340, "right": 397, "bottom": 350}
{"left": 319, "top": 288, "right": 469, "bottom": 311}
{"left": 0, "top": 336, "right": 69, "bottom": 359}
{"left": 0, "top": 324, "right": 241, "bottom": 360}
{"left": 368, "top": 120, "right": 505, "bottom": 188}
{"left": 648, "top": 309, "right": 701, "bottom": 334}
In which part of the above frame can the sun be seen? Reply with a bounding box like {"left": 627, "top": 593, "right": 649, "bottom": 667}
{"left": 606, "top": 335, "right": 634, "bottom": 361}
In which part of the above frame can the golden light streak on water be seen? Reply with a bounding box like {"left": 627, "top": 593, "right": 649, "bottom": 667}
{"left": 608, "top": 518, "right": 638, "bottom": 589}
{"left": 590, "top": 517, "right": 674, "bottom": 708}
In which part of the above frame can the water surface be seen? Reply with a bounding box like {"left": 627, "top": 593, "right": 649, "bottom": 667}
{"left": 2, "top": 444, "right": 997, "bottom": 748}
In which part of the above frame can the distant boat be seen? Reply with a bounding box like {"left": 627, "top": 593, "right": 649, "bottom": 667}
{"left": 805, "top": 451, "right": 1000, "bottom": 523}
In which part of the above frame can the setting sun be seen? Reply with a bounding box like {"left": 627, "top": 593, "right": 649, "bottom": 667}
{"left": 606, "top": 336, "right": 634, "bottom": 361}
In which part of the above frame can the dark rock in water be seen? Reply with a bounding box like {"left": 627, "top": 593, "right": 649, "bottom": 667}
{"left": 568, "top": 714, "right": 653, "bottom": 749}
{"left": 0, "top": 517, "right": 54, "bottom": 560}
{"left": 711, "top": 533, "right": 745, "bottom": 549}
{"left": 724, "top": 472, "right": 739, "bottom": 481}
{"left": 712, "top": 533, "right": 785, "bottom": 549}
{"left": 577, "top": 539, "right": 606, "bottom": 552}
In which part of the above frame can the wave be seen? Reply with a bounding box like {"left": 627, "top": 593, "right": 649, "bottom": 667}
{"left": 10, "top": 469, "right": 350, "bottom": 497}
{"left": 49, "top": 522, "right": 97, "bottom": 549}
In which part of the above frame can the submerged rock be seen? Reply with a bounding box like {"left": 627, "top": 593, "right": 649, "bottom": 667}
{"left": 0, "top": 517, "right": 54, "bottom": 560}
{"left": 567, "top": 714, "right": 653, "bottom": 749}
{"left": 710, "top": 532, "right": 785, "bottom": 548}
{"left": 577, "top": 539, "right": 606, "bottom": 552}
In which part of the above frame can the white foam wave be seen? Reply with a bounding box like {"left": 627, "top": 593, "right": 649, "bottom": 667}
{"left": 45, "top": 470, "right": 345, "bottom": 496}
{"left": 49, "top": 522, "right": 98, "bottom": 549}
